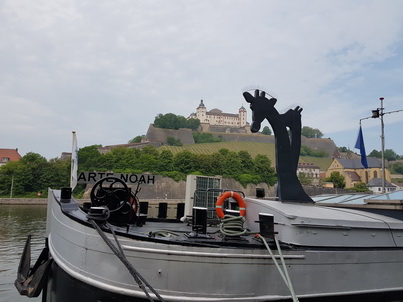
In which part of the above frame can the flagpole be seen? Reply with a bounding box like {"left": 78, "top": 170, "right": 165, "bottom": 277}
{"left": 360, "top": 98, "right": 403, "bottom": 194}
{"left": 379, "top": 97, "right": 386, "bottom": 194}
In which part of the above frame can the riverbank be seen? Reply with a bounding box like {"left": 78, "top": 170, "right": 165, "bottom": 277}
{"left": 0, "top": 198, "right": 48, "bottom": 205}
{"left": 0, "top": 198, "right": 184, "bottom": 205}
{"left": 0, "top": 198, "right": 185, "bottom": 220}
{"left": 0, "top": 198, "right": 91, "bottom": 205}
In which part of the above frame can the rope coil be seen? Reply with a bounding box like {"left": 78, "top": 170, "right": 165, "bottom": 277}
{"left": 219, "top": 215, "right": 250, "bottom": 237}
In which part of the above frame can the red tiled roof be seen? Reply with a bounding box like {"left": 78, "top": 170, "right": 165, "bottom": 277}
{"left": 0, "top": 148, "right": 22, "bottom": 163}
{"left": 344, "top": 171, "right": 361, "bottom": 182}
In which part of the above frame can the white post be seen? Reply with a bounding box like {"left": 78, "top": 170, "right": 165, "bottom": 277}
{"left": 70, "top": 131, "right": 78, "bottom": 190}
{"left": 10, "top": 175, "right": 14, "bottom": 198}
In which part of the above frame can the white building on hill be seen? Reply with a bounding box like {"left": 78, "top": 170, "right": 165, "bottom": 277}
{"left": 188, "top": 100, "right": 249, "bottom": 133}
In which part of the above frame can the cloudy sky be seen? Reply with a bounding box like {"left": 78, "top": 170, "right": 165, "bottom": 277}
{"left": 2, "top": 0, "right": 403, "bottom": 159}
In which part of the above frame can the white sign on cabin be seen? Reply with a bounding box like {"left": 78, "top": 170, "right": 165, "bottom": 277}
{"left": 77, "top": 172, "right": 157, "bottom": 185}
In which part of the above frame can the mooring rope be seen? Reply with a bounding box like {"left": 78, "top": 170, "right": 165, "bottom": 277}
{"left": 219, "top": 214, "right": 250, "bottom": 237}
{"left": 89, "top": 219, "right": 165, "bottom": 302}
{"left": 257, "top": 234, "right": 299, "bottom": 302}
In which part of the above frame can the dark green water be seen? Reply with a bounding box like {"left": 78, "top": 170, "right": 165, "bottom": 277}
{"left": 0, "top": 205, "right": 47, "bottom": 302}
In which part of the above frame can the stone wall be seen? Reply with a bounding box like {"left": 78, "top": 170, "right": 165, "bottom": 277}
{"left": 201, "top": 124, "right": 251, "bottom": 134}
{"left": 146, "top": 124, "right": 195, "bottom": 145}
{"left": 0, "top": 198, "right": 48, "bottom": 205}
{"left": 212, "top": 132, "right": 275, "bottom": 144}
{"left": 82, "top": 176, "right": 276, "bottom": 201}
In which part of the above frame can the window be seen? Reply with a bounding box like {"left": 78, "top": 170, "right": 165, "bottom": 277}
{"left": 2, "top": 157, "right": 10, "bottom": 162}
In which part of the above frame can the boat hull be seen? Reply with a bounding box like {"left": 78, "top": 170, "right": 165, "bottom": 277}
{"left": 44, "top": 190, "right": 403, "bottom": 301}
{"left": 46, "top": 261, "right": 151, "bottom": 302}
{"left": 45, "top": 259, "right": 403, "bottom": 302}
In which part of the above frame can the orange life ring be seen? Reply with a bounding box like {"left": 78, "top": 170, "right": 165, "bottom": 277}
{"left": 215, "top": 191, "right": 246, "bottom": 219}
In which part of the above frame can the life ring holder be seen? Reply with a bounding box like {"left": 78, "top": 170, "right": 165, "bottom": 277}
{"left": 215, "top": 191, "right": 246, "bottom": 219}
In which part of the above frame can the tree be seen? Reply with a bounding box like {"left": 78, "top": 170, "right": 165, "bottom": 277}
{"left": 325, "top": 171, "right": 345, "bottom": 188}
{"left": 78, "top": 145, "right": 103, "bottom": 171}
{"left": 369, "top": 149, "right": 382, "bottom": 158}
{"left": 194, "top": 154, "right": 214, "bottom": 175}
{"left": 167, "top": 136, "right": 183, "bottom": 146}
{"left": 301, "top": 126, "right": 324, "bottom": 138}
{"left": 384, "top": 149, "right": 400, "bottom": 161}
{"left": 186, "top": 118, "right": 201, "bottom": 131}
{"left": 157, "top": 150, "right": 174, "bottom": 172}
{"left": 238, "top": 151, "right": 254, "bottom": 173}
{"left": 261, "top": 126, "right": 272, "bottom": 135}
{"left": 298, "top": 172, "right": 312, "bottom": 185}
{"left": 128, "top": 135, "right": 145, "bottom": 143}
{"left": 219, "top": 149, "right": 243, "bottom": 177}
{"left": 351, "top": 182, "right": 370, "bottom": 192}
{"left": 237, "top": 173, "right": 262, "bottom": 187}
{"left": 389, "top": 162, "right": 403, "bottom": 174}
{"left": 154, "top": 113, "right": 201, "bottom": 130}
{"left": 300, "top": 145, "right": 328, "bottom": 157}
{"left": 137, "top": 154, "right": 158, "bottom": 172}
{"left": 140, "top": 145, "right": 159, "bottom": 157}
{"left": 193, "top": 132, "right": 222, "bottom": 143}
{"left": 369, "top": 149, "right": 401, "bottom": 161}
{"left": 253, "top": 154, "right": 277, "bottom": 185}
{"left": 173, "top": 150, "right": 196, "bottom": 174}
{"left": 153, "top": 113, "right": 187, "bottom": 130}
{"left": 0, "top": 152, "right": 70, "bottom": 197}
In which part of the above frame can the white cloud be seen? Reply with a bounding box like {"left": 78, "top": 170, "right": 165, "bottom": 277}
{"left": 1, "top": 0, "right": 403, "bottom": 158}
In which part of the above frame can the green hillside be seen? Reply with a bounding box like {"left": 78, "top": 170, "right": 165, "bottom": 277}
{"left": 299, "top": 156, "right": 333, "bottom": 171}
{"left": 158, "top": 142, "right": 332, "bottom": 171}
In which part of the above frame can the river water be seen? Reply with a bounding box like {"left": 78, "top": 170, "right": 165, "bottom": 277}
{"left": 0, "top": 205, "right": 47, "bottom": 302}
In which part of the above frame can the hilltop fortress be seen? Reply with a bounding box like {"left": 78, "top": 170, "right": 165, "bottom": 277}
{"left": 99, "top": 100, "right": 338, "bottom": 159}
{"left": 188, "top": 100, "right": 251, "bottom": 134}
{"left": 143, "top": 100, "right": 339, "bottom": 159}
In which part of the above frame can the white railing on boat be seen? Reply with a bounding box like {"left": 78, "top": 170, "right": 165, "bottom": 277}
{"left": 121, "top": 245, "right": 305, "bottom": 259}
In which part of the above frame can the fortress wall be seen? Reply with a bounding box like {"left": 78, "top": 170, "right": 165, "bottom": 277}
{"left": 146, "top": 124, "right": 195, "bottom": 145}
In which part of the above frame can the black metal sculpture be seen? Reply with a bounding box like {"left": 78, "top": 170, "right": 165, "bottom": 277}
{"left": 243, "top": 90, "right": 313, "bottom": 203}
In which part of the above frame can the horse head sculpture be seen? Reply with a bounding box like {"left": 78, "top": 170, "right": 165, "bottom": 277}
{"left": 243, "top": 90, "right": 313, "bottom": 203}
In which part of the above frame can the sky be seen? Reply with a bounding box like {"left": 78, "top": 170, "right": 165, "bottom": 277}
{"left": 1, "top": 0, "right": 403, "bottom": 160}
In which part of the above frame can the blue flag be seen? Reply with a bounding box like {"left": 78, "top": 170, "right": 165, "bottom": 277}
{"left": 354, "top": 125, "right": 368, "bottom": 168}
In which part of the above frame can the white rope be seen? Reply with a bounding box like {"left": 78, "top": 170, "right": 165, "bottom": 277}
{"left": 257, "top": 234, "right": 299, "bottom": 302}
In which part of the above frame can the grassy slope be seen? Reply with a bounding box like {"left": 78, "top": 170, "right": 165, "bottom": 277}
{"left": 158, "top": 141, "right": 333, "bottom": 171}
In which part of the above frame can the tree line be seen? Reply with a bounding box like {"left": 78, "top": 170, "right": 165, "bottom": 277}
{"left": 0, "top": 153, "right": 70, "bottom": 198}
{"left": 153, "top": 113, "right": 200, "bottom": 130}
{"left": 0, "top": 145, "right": 277, "bottom": 198}
{"left": 79, "top": 145, "right": 277, "bottom": 187}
